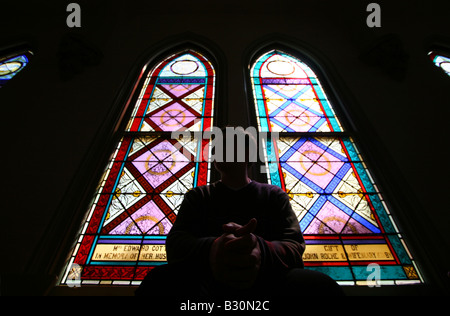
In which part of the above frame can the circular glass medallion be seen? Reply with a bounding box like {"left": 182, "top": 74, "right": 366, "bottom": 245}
{"left": 267, "top": 60, "right": 295, "bottom": 76}
{"left": 170, "top": 60, "right": 199, "bottom": 75}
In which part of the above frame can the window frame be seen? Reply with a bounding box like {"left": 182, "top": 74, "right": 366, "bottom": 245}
{"left": 244, "top": 41, "right": 435, "bottom": 293}
{"left": 34, "top": 40, "right": 227, "bottom": 294}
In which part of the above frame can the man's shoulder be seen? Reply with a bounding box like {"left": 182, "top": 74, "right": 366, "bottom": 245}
{"left": 187, "top": 180, "right": 286, "bottom": 196}
{"left": 248, "top": 181, "right": 287, "bottom": 198}
{"left": 186, "top": 181, "right": 222, "bottom": 198}
{"left": 187, "top": 183, "right": 212, "bottom": 196}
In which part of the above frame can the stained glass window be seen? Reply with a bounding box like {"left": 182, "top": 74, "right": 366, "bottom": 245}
{"left": 0, "top": 51, "right": 32, "bottom": 87}
{"left": 429, "top": 51, "right": 450, "bottom": 76}
{"left": 61, "top": 50, "right": 215, "bottom": 286}
{"left": 251, "top": 50, "right": 423, "bottom": 286}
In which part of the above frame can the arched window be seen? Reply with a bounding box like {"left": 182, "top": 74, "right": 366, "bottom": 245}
{"left": 0, "top": 50, "right": 32, "bottom": 88}
{"left": 61, "top": 49, "right": 216, "bottom": 286}
{"left": 250, "top": 49, "right": 422, "bottom": 286}
{"left": 429, "top": 51, "right": 450, "bottom": 76}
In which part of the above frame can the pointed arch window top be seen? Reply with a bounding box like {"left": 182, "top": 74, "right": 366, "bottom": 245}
{"left": 127, "top": 50, "right": 215, "bottom": 133}
{"left": 255, "top": 51, "right": 315, "bottom": 79}
{"left": 159, "top": 53, "right": 213, "bottom": 78}
{"left": 251, "top": 50, "right": 343, "bottom": 133}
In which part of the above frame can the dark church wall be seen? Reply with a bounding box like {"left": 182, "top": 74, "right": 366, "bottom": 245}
{"left": 1, "top": 0, "right": 449, "bottom": 295}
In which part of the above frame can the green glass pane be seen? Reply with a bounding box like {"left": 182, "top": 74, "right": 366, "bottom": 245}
{"left": 352, "top": 265, "right": 407, "bottom": 280}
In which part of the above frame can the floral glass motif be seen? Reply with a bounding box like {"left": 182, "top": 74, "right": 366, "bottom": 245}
{"left": 251, "top": 50, "right": 422, "bottom": 285}
{"left": 0, "top": 53, "right": 30, "bottom": 87}
{"left": 429, "top": 51, "right": 450, "bottom": 76}
{"left": 61, "top": 50, "right": 215, "bottom": 286}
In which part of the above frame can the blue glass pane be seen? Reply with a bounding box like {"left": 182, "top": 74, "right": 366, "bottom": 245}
{"left": 0, "top": 54, "right": 30, "bottom": 87}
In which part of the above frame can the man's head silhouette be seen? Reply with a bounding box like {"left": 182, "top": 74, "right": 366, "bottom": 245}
{"left": 211, "top": 126, "right": 257, "bottom": 177}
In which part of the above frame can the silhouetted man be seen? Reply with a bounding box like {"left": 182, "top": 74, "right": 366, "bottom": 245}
{"left": 136, "top": 126, "right": 343, "bottom": 298}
